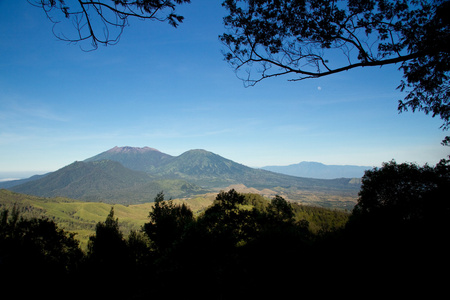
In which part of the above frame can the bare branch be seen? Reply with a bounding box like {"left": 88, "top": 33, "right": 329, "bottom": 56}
{"left": 29, "top": 0, "right": 190, "bottom": 50}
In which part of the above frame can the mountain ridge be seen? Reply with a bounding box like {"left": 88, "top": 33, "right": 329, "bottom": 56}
{"left": 262, "top": 161, "right": 372, "bottom": 179}
{"left": 5, "top": 146, "right": 361, "bottom": 208}
{"left": 85, "top": 147, "right": 361, "bottom": 195}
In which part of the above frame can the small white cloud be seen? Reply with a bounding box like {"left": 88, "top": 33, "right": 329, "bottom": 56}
{"left": 317, "top": 86, "right": 322, "bottom": 91}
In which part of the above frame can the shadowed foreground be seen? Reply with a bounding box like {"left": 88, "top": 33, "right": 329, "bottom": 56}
{"left": 1, "top": 160, "right": 449, "bottom": 299}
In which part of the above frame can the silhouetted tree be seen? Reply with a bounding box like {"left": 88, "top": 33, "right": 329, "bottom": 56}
{"left": 266, "top": 194, "right": 295, "bottom": 224}
{"left": 215, "top": 188, "right": 246, "bottom": 208}
{"left": 0, "top": 207, "right": 84, "bottom": 296}
{"left": 143, "top": 191, "right": 194, "bottom": 254}
{"left": 342, "top": 158, "right": 450, "bottom": 291}
{"left": 87, "top": 207, "right": 129, "bottom": 268}
{"left": 29, "top": 0, "right": 191, "bottom": 50}
{"left": 221, "top": 0, "right": 450, "bottom": 143}
{"left": 127, "top": 229, "right": 151, "bottom": 268}
{"left": 350, "top": 159, "right": 450, "bottom": 228}
{"left": 200, "top": 189, "right": 257, "bottom": 246}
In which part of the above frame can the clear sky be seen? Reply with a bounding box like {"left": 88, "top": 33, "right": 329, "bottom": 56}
{"left": 0, "top": 1, "right": 448, "bottom": 178}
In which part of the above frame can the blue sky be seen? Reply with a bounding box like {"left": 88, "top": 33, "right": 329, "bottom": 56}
{"left": 0, "top": 1, "right": 448, "bottom": 177}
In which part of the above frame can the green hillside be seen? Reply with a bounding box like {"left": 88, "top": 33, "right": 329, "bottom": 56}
{"left": 11, "top": 160, "right": 152, "bottom": 198}
{"left": 10, "top": 160, "right": 210, "bottom": 204}
{"left": 0, "top": 188, "right": 353, "bottom": 249}
{"left": 151, "top": 149, "right": 255, "bottom": 187}
{"left": 0, "top": 189, "right": 142, "bottom": 248}
{"left": 0, "top": 189, "right": 217, "bottom": 248}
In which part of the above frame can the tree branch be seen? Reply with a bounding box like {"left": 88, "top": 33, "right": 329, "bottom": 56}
{"left": 29, "top": 0, "right": 190, "bottom": 50}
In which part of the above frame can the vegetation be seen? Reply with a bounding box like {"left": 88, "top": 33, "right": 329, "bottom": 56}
{"left": 1, "top": 158, "right": 448, "bottom": 297}
{"left": 221, "top": 0, "right": 450, "bottom": 144}
{"left": 0, "top": 188, "right": 349, "bottom": 249}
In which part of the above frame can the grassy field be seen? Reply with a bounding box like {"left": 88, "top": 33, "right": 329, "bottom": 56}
{"left": 0, "top": 189, "right": 218, "bottom": 249}
{"left": 1, "top": 187, "right": 355, "bottom": 249}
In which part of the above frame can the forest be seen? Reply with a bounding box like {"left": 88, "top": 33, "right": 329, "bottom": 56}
{"left": 1, "top": 159, "right": 449, "bottom": 299}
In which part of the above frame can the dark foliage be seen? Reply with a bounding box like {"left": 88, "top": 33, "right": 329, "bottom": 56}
{"left": 221, "top": 0, "right": 450, "bottom": 142}
{"left": 343, "top": 158, "right": 450, "bottom": 293}
{"left": 0, "top": 205, "right": 83, "bottom": 298}
{"left": 1, "top": 160, "right": 448, "bottom": 298}
{"left": 143, "top": 191, "right": 194, "bottom": 254}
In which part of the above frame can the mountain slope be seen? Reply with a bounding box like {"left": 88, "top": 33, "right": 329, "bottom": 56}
{"left": 10, "top": 160, "right": 208, "bottom": 204}
{"left": 151, "top": 149, "right": 360, "bottom": 193}
{"left": 85, "top": 147, "right": 361, "bottom": 192}
{"left": 262, "top": 161, "right": 372, "bottom": 179}
{"left": 85, "top": 146, "right": 173, "bottom": 172}
{"left": 152, "top": 149, "right": 255, "bottom": 187}
{"left": 11, "top": 160, "right": 152, "bottom": 200}
{"left": 7, "top": 147, "right": 361, "bottom": 207}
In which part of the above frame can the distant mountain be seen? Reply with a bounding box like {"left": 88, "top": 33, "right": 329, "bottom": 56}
{"left": 87, "top": 147, "right": 361, "bottom": 192}
{"left": 261, "top": 161, "right": 372, "bottom": 179}
{"left": 6, "top": 147, "right": 362, "bottom": 207}
{"left": 0, "top": 173, "right": 50, "bottom": 189}
{"left": 10, "top": 160, "right": 208, "bottom": 204}
{"left": 85, "top": 146, "right": 173, "bottom": 172}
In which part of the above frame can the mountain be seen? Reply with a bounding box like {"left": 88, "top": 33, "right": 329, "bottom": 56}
{"left": 10, "top": 160, "right": 208, "bottom": 204}
{"left": 151, "top": 149, "right": 257, "bottom": 187}
{"left": 87, "top": 148, "right": 361, "bottom": 193}
{"left": 85, "top": 146, "right": 173, "bottom": 172}
{"left": 261, "top": 161, "right": 372, "bottom": 179}
{"left": 6, "top": 147, "right": 361, "bottom": 208}
{"left": 0, "top": 173, "right": 50, "bottom": 189}
{"left": 85, "top": 148, "right": 256, "bottom": 187}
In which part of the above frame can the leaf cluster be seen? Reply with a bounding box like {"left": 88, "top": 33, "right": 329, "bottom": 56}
{"left": 221, "top": 0, "right": 450, "bottom": 141}
{"left": 351, "top": 158, "right": 450, "bottom": 226}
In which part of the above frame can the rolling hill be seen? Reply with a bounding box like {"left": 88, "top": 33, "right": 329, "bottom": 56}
{"left": 0, "top": 189, "right": 216, "bottom": 249}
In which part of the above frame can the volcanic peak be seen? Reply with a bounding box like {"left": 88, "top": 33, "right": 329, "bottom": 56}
{"left": 108, "top": 146, "right": 161, "bottom": 153}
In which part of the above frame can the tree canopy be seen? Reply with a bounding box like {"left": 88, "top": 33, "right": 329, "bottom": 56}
{"left": 1, "top": 185, "right": 447, "bottom": 298}
{"left": 220, "top": 0, "right": 450, "bottom": 141}
{"left": 350, "top": 158, "right": 450, "bottom": 226}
